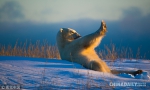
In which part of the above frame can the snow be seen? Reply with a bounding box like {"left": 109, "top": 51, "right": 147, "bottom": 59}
{"left": 118, "top": 73, "right": 135, "bottom": 78}
{"left": 0, "top": 56, "right": 150, "bottom": 90}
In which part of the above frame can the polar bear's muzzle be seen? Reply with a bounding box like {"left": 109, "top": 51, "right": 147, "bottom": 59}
{"left": 74, "top": 34, "right": 81, "bottom": 39}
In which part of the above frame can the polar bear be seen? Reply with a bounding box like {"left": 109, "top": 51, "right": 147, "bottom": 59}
{"left": 56, "top": 20, "right": 142, "bottom": 75}
{"left": 57, "top": 20, "right": 111, "bottom": 73}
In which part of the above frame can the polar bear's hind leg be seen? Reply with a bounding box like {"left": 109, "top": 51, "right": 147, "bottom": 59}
{"left": 88, "top": 60, "right": 111, "bottom": 73}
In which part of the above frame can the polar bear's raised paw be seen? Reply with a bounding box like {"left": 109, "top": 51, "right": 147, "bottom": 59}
{"left": 99, "top": 20, "right": 107, "bottom": 35}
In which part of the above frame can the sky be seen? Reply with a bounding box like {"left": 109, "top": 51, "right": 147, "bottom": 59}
{"left": 0, "top": 0, "right": 150, "bottom": 23}
{"left": 0, "top": 0, "right": 150, "bottom": 59}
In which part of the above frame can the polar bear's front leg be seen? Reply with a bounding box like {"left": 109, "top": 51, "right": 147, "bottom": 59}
{"left": 78, "top": 20, "right": 107, "bottom": 49}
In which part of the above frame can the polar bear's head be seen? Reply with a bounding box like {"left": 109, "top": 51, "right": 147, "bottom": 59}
{"left": 57, "top": 28, "right": 81, "bottom": 41}
{"left": 57, "top": 28, "right": 81, "bottom": 48}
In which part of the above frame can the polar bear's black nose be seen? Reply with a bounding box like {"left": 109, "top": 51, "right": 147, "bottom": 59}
{"left": 78, "top": 35, "right": 81, "bottom": 38}
{"left": 74, "top": 35, "right": 81, "bottom": 39}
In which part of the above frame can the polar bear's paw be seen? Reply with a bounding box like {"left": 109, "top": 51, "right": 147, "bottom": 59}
{"left": 99, "top": 20, "right": 107, "bottom": 35}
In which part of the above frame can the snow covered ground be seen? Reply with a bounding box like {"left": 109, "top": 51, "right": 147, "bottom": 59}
{"left": 0, "top": 56, "right": 150, "bottom": 90}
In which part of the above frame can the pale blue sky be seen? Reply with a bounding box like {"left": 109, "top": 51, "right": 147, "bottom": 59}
{"left": 0, "top": 0, "right": 150, "bottom": 23}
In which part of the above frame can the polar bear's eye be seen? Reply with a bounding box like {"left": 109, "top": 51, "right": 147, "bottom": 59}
{"left": 70, "top": 31, "right": 74, "bottom": 34}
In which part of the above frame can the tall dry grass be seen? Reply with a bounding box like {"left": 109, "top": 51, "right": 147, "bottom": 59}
{"left": 98, "top": 43, "right": 144, "bottom": 61}
{"left": 0, "top": 40, "right": 60, "bottom": 59}
{"left": 0, "top": 41, "right": 145, "bottom": 60}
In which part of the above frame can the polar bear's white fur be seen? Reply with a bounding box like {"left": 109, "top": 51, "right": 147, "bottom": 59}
{"left": 56, "top": 20, "right": 111, "bottom": 73}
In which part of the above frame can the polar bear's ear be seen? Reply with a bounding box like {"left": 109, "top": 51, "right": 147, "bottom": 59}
{"left": 60, "top": 28, "right": 63, "bottom": 33}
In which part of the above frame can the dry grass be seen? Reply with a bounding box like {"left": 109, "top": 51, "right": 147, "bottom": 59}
{"left": 98, "top": 43, "right": 144, "bottom": 61}
{"left": 0, "top": 40, "right": 60, "bottom": 59}
{"left": 0, "top": 41, "right": 145, "bottom": 61}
